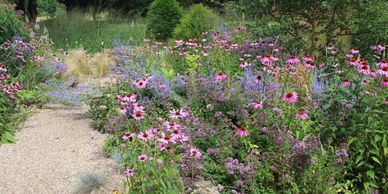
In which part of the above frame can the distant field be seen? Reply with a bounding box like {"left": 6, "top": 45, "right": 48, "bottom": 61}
{"left": 37, "top": 13, "right": 146, "bottom": 53}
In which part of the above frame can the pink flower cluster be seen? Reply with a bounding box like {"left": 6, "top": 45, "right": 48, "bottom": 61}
{"left": 0, "top": 64, "right": 22, "bottom": 98}
{"left": 121, "top": 111, "right": 196, "bottom": 177}
{"left": 2, "top": 82, "right": 22, "bottom": 98}
{"left": 344, "top": 49, "right": 387, "bottom": 89}
{"left": 116, "top": 94, "right": 145, "bottom": 121}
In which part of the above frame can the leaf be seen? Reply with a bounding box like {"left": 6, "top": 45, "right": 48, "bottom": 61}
{"left": 366, "top": 170, "right": 375, "bottom": 179}
{"left": 363, "top": 182, "right": 369, "bottom": 190}
{"left": 371, "top": 157, "right": 381, "bottom": 165}
{"left": 1, "top": 132, "right": 15, "bottom": 143}
{"left": 356, "top": 155, "right": 363, "bottom": 163}
{"left": 374, "top": 135, "right": 382, "bottom": 142}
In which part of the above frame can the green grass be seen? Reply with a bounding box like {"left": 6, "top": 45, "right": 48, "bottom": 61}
{"left": 38, "top": 11, "right": 146, "bottom": 53}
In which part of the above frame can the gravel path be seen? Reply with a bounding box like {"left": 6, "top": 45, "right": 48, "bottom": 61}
{"left": 0, "top": 104, "right": 123, "bottom": 194}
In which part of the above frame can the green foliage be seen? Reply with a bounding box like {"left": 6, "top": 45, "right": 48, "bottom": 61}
{"left": 351, "top": 0, "right": 388, "bottom": 51}
{"left": 86, "top": 93, "right": 116, "bottom": 132}
{"left": 15, "top": 89, "right": 50, "bottom": 108}
{"left": 40, "top": 11, "right": 146, "bottom": 53}
{"left": 37, "top": 0, "right": 66, "bottom": 18}
{"left": 223, "top": 0, "right": 387, "bottom": 53}
{"left": 173, "top": 4, "right": 218, "bottom": 40}
{"left": 146, "top": 0, "right": 182, "bottom": 41}
{"left": 0, "top": 4, "right": 26, "bottom": 43}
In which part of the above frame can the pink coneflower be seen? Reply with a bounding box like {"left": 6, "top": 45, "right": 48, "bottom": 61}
{"left": 119, "top": 107, "right": 127, "bottom": 114}
{"left": 125, "top": 169, "right": 135, "bottom": 177}
{"left": 159, "top": 133, "right": 175, "bottom": 144}
{"left": 145, "top": 74, "right": 153, "bottom": 82}
{"left": 287, "top": 56, "right": 300, "bottom": 64}
{"left": 175, "top": 39, "right": 184, "bottom": 46}
{"left": 361, "top": 79, "right": 369, "bottom": 85}
{"left": 357, "top": 61, "right": 370, "bottom": 75}
{"left": 163, "top": 121, "right": 179, "bottom": 129}
{"left": 159, "top": 143, "right": 174, "bottom": 152}
{"left": 129, "top": 94, "right": 137, "bottom": 102}
{"left": 345, "top": 54, "right": 353, "bottom": 59}
{"left": 381, "top": 77, "right": 388, "bottom": 87}
{"left": 133, "top": 79, "right": 147, "bottom": 89}
{"left": 0, "top": 65, "right": 7, "bottom": 72}
{"left": 132, "top": 110, "right": 144, "bottom": 121}
{"left": 350, "top": 49, "right": 359, "bottom": 54}
{"left": 342, "top": 79, "right": 351, "bottom": 87}
{"left": 370, "top": 70, "right": 377, "bottom": 77}
{"left": 244, "top": 53, "right": 252, "bottom": 58}
{"left": 283, "top": 92, "right": 298, "bottom": 104}
{"left": 189, "top": 147, "right": 202, "bottom": 158}
{"left": 202, "top": 50, "right": 208, "bottom": 56}
{"left": 384, "top": 98, "right": 388, "bottom": 105}
{"left": 176, "top": 134, "right": 189, "bottom": 143}
{"left": 138, "top": 154, "right": 148, "bottom": 162}
{"left": 260, "top": 54, "right": 278, "bottom": 64}
{"left": 304, "top": 61, "right": 316, "bottom": 70}
{"left": 240, "top": 61, "right": 253, "bottom": 68}
{"left": 256, "top": 75, "right": 263, "bottom": 83}
{"left": 122, "top": 133, "right": 135, "bottom": 141}
{"left": 11, "top": 83, "right": 21, "bottom": 91}
{"left": 295, "top": 109, "right": 309, "bottom": 120}
{"left": 169, "top": 108, "right": 188, "bottom": 119}
{"left": 377, "top": 60, "right": 388, "bottom": 68}
{"left": 132, "top": 103, "right": 144, "bottom": 112}
{"left": 237, "top": 127, "right": 249, "bottom": 137}
{"left": 171, "top": 128, "right": 182, "bottom": 139}
{"left": 143, "top": 38, "right": 150, "bottom": 42}
{"left": 215, "top": 72, "right": 227, "bottom": 81}
{"left": 303, "top": 55, "right": 313, "bottom": 63}
{"left": 0, "top": 74, "right": 10, "bottom": 79}
{"left": 252, "top": 101, "right": 263, "bottom": 109}
{"left": 348, "top": 58, "right": 359, "bottom": 66}
{"left": 138, "top": 130, "right": 154, "bottom": 141}
{"left": 2, "top": 86, "right": 15, "bottom": 98}
{"left": 377, "top": 66, "right": 388, "bottom": 76}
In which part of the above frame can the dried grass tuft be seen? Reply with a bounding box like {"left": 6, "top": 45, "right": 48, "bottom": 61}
{"left": 63, "top": 48, "right": 115, "bottom": 78}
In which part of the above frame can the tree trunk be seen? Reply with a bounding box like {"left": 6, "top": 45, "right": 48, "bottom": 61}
{"left": 16, "top": 0, "right": 37, "bottom": 23}
{"left": 310, "top": 0, "right": 317, "bottom": 52}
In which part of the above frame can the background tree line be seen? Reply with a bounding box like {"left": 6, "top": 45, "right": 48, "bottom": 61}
{"left": 5, "top": 0, "right": 387, "bottom": 52}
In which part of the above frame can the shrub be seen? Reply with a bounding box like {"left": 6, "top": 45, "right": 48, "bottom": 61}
{"left": 146, "top": 0, "right": 182, "bottom": 41}
{"left": 173, "top": 4, "right": 218, "bottom": 40}
{"left": 0, "top": 3, "right": 26, "bottom": 43}
{"left": 37, "top": 0, "right": 66, "bottom": 18}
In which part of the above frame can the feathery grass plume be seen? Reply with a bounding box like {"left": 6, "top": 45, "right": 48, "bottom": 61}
{"left": 73, "top": 171, "right": 106, "bottom": 194}
{"left": 63, "top": 48, "right": 115, "bottom": 78}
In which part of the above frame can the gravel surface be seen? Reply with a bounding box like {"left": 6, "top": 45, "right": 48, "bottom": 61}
{"left": 0, "top": 104, "right": 123, "bottom": 194}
